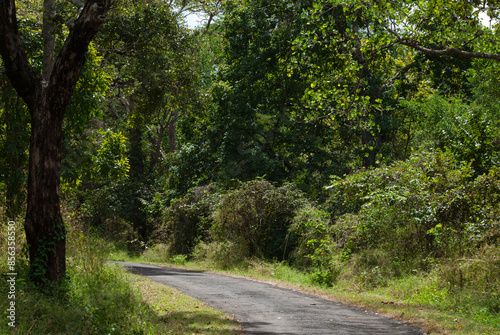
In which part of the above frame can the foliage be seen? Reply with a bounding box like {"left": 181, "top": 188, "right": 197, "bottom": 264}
{"left": 177, "top": 0, "right": 352, "bottom": 194}
{"left": 406, "top": 94, "right": 500, "bottom": 175}
{"left": 210, "top": 179, "right": 307, "bottom": 262}
{"left": 289, "top": 205, "right": 341, "bottom": 286}
{"left": 192, "top": 240, "right": 252, "bottom": 269}
{"left": 58, "top": 1, "right": 200, "bottom": 248}
{"left": 325, "top": 151, "right": 500, "bottom": 277}
{"left": 153, "top": 184, "right": 221, "bottom": 255}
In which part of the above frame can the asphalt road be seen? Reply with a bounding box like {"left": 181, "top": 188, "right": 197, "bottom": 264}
{"left": 120, "top": 262, "right": 425, "bottom": 335}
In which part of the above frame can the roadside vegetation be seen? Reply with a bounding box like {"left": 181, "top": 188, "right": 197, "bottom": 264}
{"left": 2, "top": 1, "right": 500, "bottom": 334}
{"left": 111, "top": 151, "right": 500, "bottom": 334}
{"left": 0, "top": 213, "right": 241, "bottom": 335}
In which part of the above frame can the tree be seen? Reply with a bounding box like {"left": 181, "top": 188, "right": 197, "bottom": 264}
{"left": 0, "top": 0, "right": 113, "bottom": 284}
{"left": 88, "top": 1, "right": 198, "bottom": 241}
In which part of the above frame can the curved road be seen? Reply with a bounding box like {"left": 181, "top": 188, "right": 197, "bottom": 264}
{"left": 120, "top": 262, "right": 424, "bottom": 335}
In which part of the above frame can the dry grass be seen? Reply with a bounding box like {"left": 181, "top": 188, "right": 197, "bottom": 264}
{"left": 127, "top": 273, "right": 243, "bottom": 335}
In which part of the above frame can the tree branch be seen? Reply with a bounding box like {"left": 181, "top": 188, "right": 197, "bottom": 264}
{"left": 400, "top": 40, "right": 500, "bottom": 61}
{"left": 43, "top": 0, "right": 57, "bottom": 81}
{"left": 386, "top": 27, "right": 500, "bottom": 62}
{"left": 46, "top": 0, "right": 113, "bottom": 112}
{"left": 0, "top": 0, "right": 41, "bottom": 111}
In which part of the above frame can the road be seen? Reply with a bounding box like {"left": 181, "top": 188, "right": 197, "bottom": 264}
{"left": 120, "top": 262, "right": 425, "bottom": 335}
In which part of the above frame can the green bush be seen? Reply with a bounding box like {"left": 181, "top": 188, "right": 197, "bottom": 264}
{"left": 153, "top": 184, "right": 221, "bottom": 255}
{"left": 288, "top": 205, "right": 342, "bottom": 286}
{"left": 289, "top": 204, "right": 331, "bottom": 267}
{"left": 326, "top": 150, "right": 500, "bottom": 279}
{"left": 210, "top": 180, "right": 307, "bottom": 262}
{"left": 192, "top": 240, "right": 251, "bottom": 269}
{"left": 142, "top": 243, "right": 172, "bottom": 263}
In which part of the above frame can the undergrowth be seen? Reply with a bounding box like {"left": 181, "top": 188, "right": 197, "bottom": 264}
{"left": 140, "top": 151, "right": 500, "bottom": 334}
{"left": 0, "top": 215, "right": 240, "bottom": 334}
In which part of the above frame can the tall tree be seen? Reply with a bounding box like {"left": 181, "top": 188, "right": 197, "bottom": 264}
{"left": 0, "top": 0, "right": 113, "bottom": 284}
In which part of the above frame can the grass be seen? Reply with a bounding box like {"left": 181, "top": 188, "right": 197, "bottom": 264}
{"left": 127, "top": 273, "right": 242, "bottom": 334}
{"left": 131, "top": 247, "right": 500, "bottom": 335}
{"left": 2, "top": 217, "right": 496, "bottom": 334}
{"left": 0, "top": 220, "right": 242, "bottom": 335}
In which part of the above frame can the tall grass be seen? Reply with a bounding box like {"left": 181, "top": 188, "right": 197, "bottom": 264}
{"left": 0, "top": 217, "right": 157, "bottom": 334}
{"left": 0, "top": 211, "right": 242, "bottom": 335}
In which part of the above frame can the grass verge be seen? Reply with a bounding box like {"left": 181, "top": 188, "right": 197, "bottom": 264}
{"left": 0, "top": 222, "right": 242, "bottom": 335}
{"left": 127, "top": 249, "right": 500, "bottom": 335}
{"left": 127, "top": 273, "right": 242, "bottom": 334}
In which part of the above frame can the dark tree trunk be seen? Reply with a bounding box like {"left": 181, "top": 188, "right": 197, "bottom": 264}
{"left": 129, "top": 124, "right": 145, "bottom": 182}
{"left": 0, "top": 0, "right": 113, "bottom": 284}
{"left": 24, "top": 98, "right": 66, "bottom": 283}
{"left": 168, "top": 109, "right": 178, "bottom": 153}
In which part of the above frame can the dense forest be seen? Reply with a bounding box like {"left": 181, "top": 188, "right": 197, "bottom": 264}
{"left": 1, "top": 0, "right": 500, "bottom": 333}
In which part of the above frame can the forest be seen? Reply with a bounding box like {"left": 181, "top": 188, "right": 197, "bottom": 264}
{"left": 1, "top": 0, "right": 500, "bottom": 333}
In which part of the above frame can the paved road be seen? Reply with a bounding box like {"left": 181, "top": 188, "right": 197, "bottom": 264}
{"left": 120, "top": 262, "right": 425, "bottom": 335}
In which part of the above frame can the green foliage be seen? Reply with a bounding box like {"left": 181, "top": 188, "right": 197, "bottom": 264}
{"left": 65, "top": 42, "right": 111, "bottom": 133}
{"left": 407, "top": 95, "right": 499, "bottom": 175}
{"left": 326, "top": 151, "right": 500, "bottom": 278}
{"left": 165, "top": 144, "right": 216, "bottom": 195}
{"left": 93, "top": 129, "right": 130, "bottom": 181}
{"left": 153, "top": 184, "right": 221, "bottom": 255}
{"left": 192, "top": 240, "right": 252, "bottom": 269}
{"left": 65, "top": 1, "right": 202, "bottom": 246}
{"left": 177, "top": 0, "right": 350, "bottom": 193}
{"left": 211, "top": 179, "right": 307, "bottom": 261}
{"left": 289, "top": 205, "right": 342, "bottom": 287}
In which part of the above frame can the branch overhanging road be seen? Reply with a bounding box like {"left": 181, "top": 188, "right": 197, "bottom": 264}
{"left": 119, "top": 262, "right": 425, "bottom": 335}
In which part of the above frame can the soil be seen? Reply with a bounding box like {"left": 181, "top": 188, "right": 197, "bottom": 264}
{"left": 120, "top": 262, "right": 425, "bottom": 335}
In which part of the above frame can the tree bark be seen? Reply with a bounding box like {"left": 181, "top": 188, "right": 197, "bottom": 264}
{"left": 168, "top": 109, "right": 179, "bottom": 152}
{"left": 25, "top": 98, "right": 66, "bottom": 282}
{"left": 42, "top": 0, "right": 56, "bottom": 81}
{"left": 0, "top": 0, "right": 113, "bottom": 284}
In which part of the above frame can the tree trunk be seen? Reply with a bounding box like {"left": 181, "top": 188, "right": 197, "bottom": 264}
{"left": 42, "top": 0, "right": 56, "bottom": 81}
{"left": 0, "top": 0, "right": 113, "bottom": 284}
{"left": 24, "top": 99, "right": 66, "bottom": 283}
{"left": 168, "top": 109, "right": 178, "bottom": 152}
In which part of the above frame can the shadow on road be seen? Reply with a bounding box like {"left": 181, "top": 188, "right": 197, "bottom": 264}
{"left": 121, "top": 262, "right": 204, "bottom": 277}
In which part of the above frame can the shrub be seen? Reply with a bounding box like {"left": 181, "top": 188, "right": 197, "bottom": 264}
{"left": 142, "top": 243, "right": 172, "bottom": 263}
{"left": 210, "top": 180, "right": 307, "bottom": 262}
{"left": 326, "top": 150, "right": 500, "bottom": 279}
{"left": 153, "top": 184, "right": 221, "bottom": 255}
{"left": 192, "top": 240, "right": 251, "bottom": 269}
{"left": 289, "top": 204, "right": 331, "bottom": 268}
